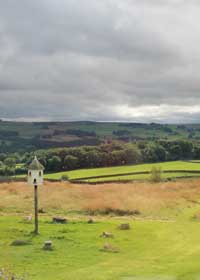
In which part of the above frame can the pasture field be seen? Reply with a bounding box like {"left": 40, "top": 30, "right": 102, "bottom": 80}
{"left": 85, "top": 172, "right": 200, "bottom": 182}
{"left": 2, "top": 180, "right": 200, "bottom": 279}
{"left": 43, "top": 160, "right": 200, "bottom": 182}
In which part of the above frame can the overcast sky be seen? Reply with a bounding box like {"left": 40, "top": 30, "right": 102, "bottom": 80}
{"left": 1, "top": 0, "right": 200, "bottom": 123}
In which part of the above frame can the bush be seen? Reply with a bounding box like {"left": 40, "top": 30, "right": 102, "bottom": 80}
{"left": 150, "top": 166, "right": 162, "bottom": 183}
{"left": 61, "top": 175, "right": 69, "bottom": 181}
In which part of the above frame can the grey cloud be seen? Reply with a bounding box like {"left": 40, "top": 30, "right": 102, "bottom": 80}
{"left": 0, "top": 0, "right": 200, "bottom": 122}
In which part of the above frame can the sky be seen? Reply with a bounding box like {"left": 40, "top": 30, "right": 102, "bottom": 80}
{"left": 1, "top": 0, "right": 200, "bottom": 123}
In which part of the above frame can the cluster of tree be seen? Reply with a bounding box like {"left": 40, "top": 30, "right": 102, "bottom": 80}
{"left": 1, "top": 139, "right": 200, "bottom": 175}
{"left": 23, "top": 140, "right": 199, "bottom": 173}
{"left": 0, "top": 152, "right": 20, "bottom": 176}
{"left": 29, "top": 142, "right": 141, "bottom": 172}
{"left": 139, "top": 140, "right": 196, "bottom": 162}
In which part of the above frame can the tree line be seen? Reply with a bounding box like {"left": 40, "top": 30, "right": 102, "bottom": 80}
{"left": 0, "top": 139, "right": 200, "bottom": 176}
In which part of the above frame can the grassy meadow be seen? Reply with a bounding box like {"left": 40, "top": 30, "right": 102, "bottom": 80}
{"left": 42, "top": 160, "right": 200, "bottom": 182}
{"left": 2, "top": 179, "right": 200, "bottom": 279}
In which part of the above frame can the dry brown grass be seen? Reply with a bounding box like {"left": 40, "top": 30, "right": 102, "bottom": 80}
{"left": 1, "top": 179, "right": 200, "bottom": 216}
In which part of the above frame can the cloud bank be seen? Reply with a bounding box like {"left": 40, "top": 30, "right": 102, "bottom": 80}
{"left": 0, "top": 0, "right": 200, "bottom": 123}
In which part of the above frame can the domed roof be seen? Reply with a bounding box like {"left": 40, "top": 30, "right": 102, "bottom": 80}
{"left": 28, "top": 156, "right": 44, "bottom": 170}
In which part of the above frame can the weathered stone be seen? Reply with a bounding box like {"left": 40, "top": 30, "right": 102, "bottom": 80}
{"left": 100, "top": 231, "right": 114, "bottom": 238}
{"left": 52, "top": 217, "right": 67, "bottom": 224}
{"left": 43, "top": 240, "right": 53, "bottom": 250}
{"left": 102, "top": 243, "right": 119, "bottom": 253}
{"left": 24, "top": 215, "right": 32, "bottom": 222}
{"left": 118, "top": 223, "right": 130, "bottom": 230}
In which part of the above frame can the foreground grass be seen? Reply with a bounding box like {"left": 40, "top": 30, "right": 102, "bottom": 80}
{"left": 2, "top": 180, "right": 200, "bottom": 279}
{"left": 1, "top": 215, "right": 200, "bottom": 280}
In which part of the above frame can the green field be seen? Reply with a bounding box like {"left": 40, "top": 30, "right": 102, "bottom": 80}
{"left": 3, "top": 173, "right": 200, "bottom": 279}
{"left": 43, "top": 161, "right": 200, "bottom": 182}
{"left": 2, "top": 213, "right": 200, "bottom": 280}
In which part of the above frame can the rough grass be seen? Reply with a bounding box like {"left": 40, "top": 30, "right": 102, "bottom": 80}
{"left": 1, "top": 179, "right": 200, "bottom": 218}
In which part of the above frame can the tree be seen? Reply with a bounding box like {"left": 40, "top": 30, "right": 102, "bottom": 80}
{"left": 111, "top": 150, "right": 125, "bottom": 166}
{"left": 37, "top": 156, "right": 47, "bottom": 167}
{"left": 168, "top": 144, "right": 182, "bottom": 160}
{"left": 63, "top": 155, "right": 79, "bottom": 170}
{"left": 123, "top": 147, "right": 142, "bottom": 164}
{"left": 84, "top": 150, "right": 102, "bottom": 168}
{"left": 0, "top": 153, "right": 6, "bottom": 161}
{"left": 142, "top": 144, "right": 166, "bottom": 163}
{"left": 47, "top": 156, "right": 62, "bottom": 171}
{"left": 5, "top": 166, "right": 15, "bottom": 176}
{"left": 153, "top": 145, "right": 167, "bottom": 162}
{"left": 193, "top": 146, "right": 200, "bottom": 159}
{"left": 179, "top": 141, "right": 193, "bottom": 158}
{"left": 12, "top": 152, "right": 21, "bottom": 163}
{"left": 4, "top": 157, "right": 16, "bottom": 168}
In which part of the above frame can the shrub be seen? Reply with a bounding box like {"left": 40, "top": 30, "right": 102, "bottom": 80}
{"left": 150, "top": 166, "right": 162, "bottom": 183}
{"left": 61, "top": 175, "right": 69, "bottom": 181}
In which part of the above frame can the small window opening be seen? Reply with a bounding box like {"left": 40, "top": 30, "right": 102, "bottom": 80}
{"left": 39, "top": 171, "right": 42, "bottom": 177}
{"left": 29, "top": 171, "right": 31, "bottom": 176}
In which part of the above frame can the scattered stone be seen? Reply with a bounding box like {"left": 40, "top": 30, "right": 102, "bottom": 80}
{"left": 52, "top": 217, "right": 67, "bottom": 224}
{"left": 11, "top": 240, "right": 29, "bottom": 246}
{"left": 102, "top": 243, "right": 119, "bottom": 253}
{"left": 100, "top": 231, "right": 114, "bottom": 238}
{"left": 118, "top": 223, "right": 130, "bottom": 230}
{"left": 24, "top": 215, "right": 32, "bottom": 222}
{"left": 88, "top": 218, "right": 94, "bottom": 224}
{"left": 43, "top": 240, "right": 53, "bottom": 251}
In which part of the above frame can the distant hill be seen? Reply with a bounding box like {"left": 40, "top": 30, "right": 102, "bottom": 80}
{"left": 0, "top": 120, "right": 200, "bottom": 152}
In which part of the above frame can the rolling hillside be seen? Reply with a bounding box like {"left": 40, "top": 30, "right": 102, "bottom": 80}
{"left": 1, "top": 120, "right": 200, "bottom": 152}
